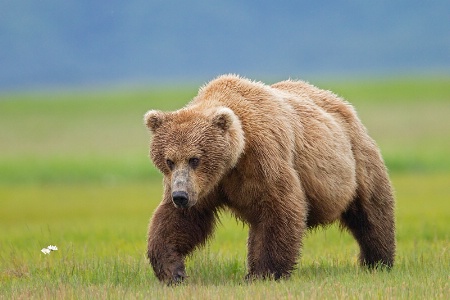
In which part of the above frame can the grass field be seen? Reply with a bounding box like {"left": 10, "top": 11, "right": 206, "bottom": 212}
{"left": 0, "top": 78, "right": 449, "bottom": 299}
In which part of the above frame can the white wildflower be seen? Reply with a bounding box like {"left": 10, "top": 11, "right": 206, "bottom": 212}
{"left": 41, "top": 248, "right": 51, "bottom": 254}
{"left": 47, "top": 245, "right": 58, "bottom": 251}
{"left": 41, "top": 245, "right": 58, "bottom": 254}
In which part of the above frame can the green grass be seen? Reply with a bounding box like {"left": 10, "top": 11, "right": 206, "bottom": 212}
{"left": 1, "top": 174, "right": 448, "bottom": 299}
{"left": 0, "top": 77, "right": 449, "bottom": 298}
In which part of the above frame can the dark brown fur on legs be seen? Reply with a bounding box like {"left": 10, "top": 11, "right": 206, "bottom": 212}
{"left": 341, "top": 179, "right": 396, "bottom": 268}
{"left": 246, "top": 220, "right": 303, "bottom": 280}
{"left": 147, "top": 200, "right": 217, "bottom": 284}
{"left": 339, "top": 136, "right": 396, "bottom": 269}
{"left": 239, "top": 172, "right": 307, "bottom": 280}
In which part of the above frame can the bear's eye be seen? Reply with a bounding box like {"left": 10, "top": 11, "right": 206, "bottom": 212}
{"left": 166, "top": 159, "right": 175, "bottom": 170}
{"left": 188, "top": 157, "right": 200, "bottom": 169}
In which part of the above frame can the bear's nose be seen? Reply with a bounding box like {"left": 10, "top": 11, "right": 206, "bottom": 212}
{"left": 172, "top": 191, "right": 189, "bottom": 208}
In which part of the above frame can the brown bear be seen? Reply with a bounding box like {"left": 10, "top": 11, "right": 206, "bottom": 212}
{"left": 144, "top": 74, "right": 395, "bottom": 284}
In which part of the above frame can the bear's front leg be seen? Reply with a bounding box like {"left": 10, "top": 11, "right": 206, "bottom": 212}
{"left": 147, "top": 201, "right": 217, "bottom": 284}
{"left": 246, "top": 188, "right": 307, "bottom": 280}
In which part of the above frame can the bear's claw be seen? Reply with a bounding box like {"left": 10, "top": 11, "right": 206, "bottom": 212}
{"left": 167, "top": 268, "right": 187, "bottom": 285}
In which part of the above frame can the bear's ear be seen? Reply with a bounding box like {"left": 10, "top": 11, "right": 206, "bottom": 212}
{"left": 212, "top": 107, "right": 237, "bottom": 132}
{"left": 144, "top": 110, "right": 166, "bottom": 133}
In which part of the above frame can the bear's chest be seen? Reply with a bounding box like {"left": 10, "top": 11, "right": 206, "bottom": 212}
{"left": 220, "top": 169, "right": 266, "bottom": 223}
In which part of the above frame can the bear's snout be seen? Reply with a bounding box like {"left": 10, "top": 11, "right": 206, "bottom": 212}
{"left": 172, "top": 191, "right": 189, "bottom": 208}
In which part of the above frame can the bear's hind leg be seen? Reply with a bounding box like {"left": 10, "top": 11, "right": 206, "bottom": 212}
{"left": 340, "top": 190, "right": 395, "bottom": 269}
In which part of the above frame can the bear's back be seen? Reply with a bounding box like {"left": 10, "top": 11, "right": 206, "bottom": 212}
{"left": 271, "top": 80, "right": 360, "bottom": 129}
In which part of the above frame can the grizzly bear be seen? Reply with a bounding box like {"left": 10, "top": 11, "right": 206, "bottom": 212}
{"left": 144, "top": 74, "right": 395, "bottom": 284}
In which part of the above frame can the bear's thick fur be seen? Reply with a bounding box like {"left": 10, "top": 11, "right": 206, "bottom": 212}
{"left": 144, "top": 75, "right": 395, "bottom": 284}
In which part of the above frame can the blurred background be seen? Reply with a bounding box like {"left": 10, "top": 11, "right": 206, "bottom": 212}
{"left": 1, "top": 0, "right": 449, "bottom": 182}
{"left": 1, "top": 0, "right": 449, "bottom": 91}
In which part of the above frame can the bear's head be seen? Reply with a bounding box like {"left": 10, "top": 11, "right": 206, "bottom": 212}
{"left": 144, "top": 106, "right": 245, "bottom": 208}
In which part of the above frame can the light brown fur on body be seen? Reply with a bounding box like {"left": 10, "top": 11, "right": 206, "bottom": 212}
{"left": 145, "top": 74, "right": 395, "bottom": 284}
